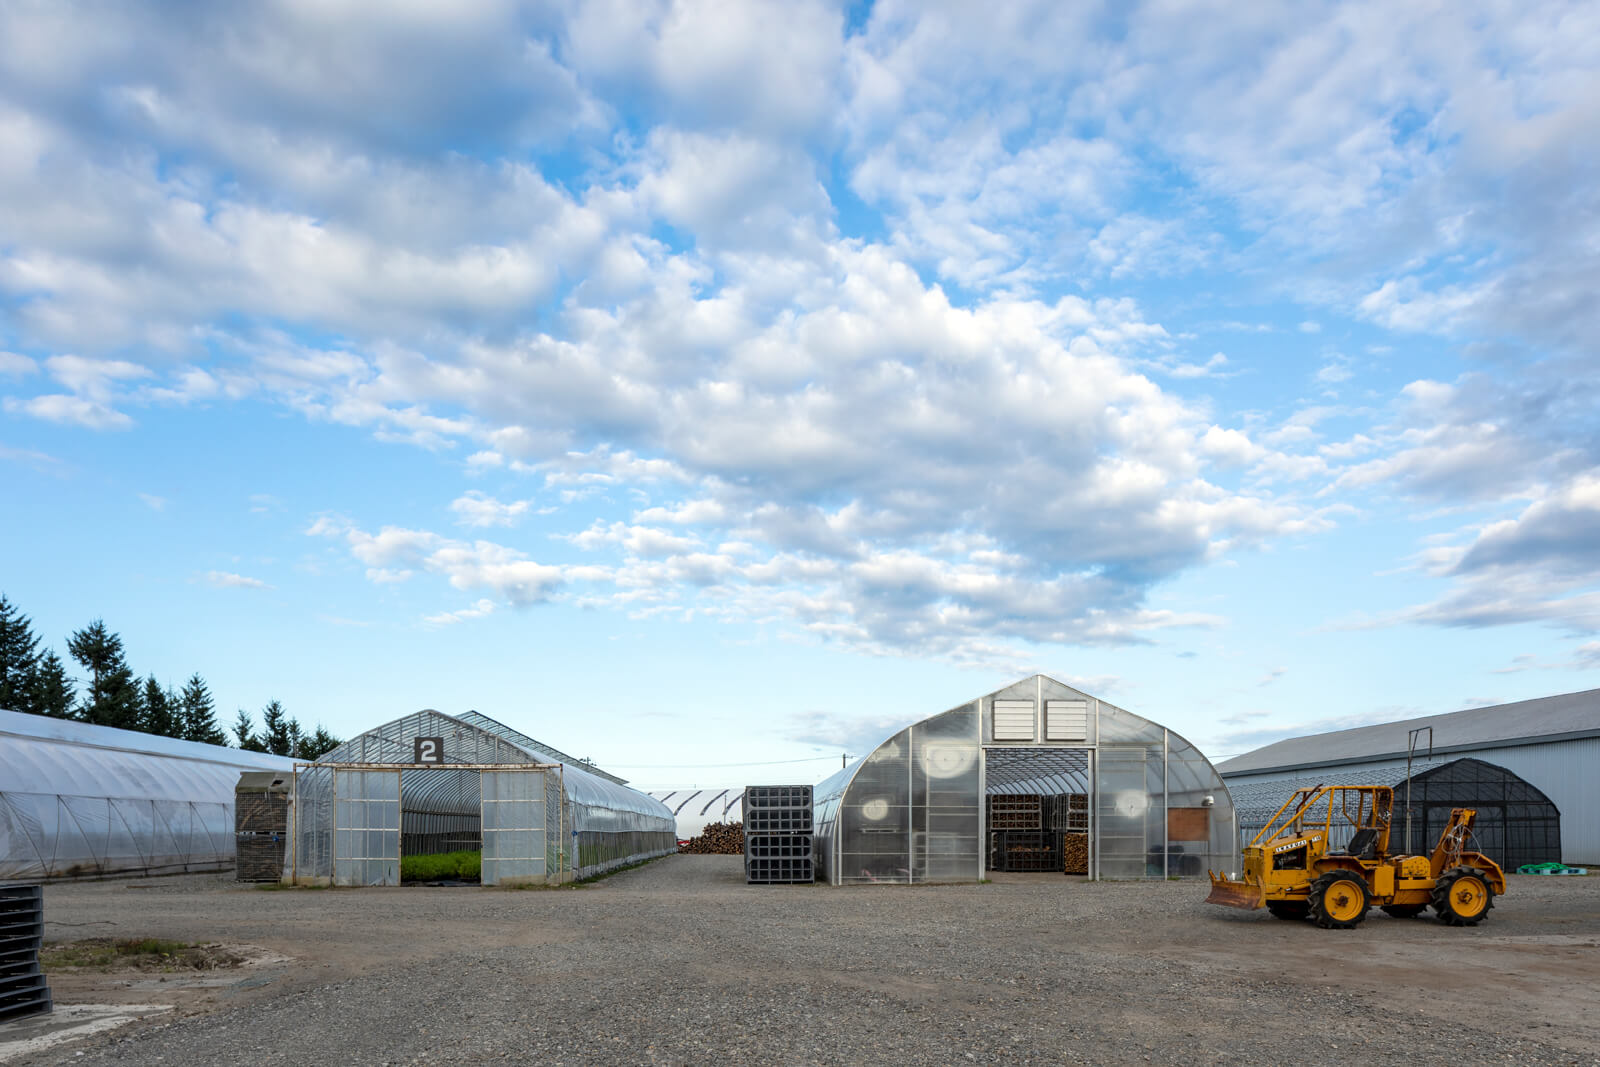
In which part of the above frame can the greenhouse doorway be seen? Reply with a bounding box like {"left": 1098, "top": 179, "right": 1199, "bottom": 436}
{"left": 317, "top": 764, "right": 557, "bottom": 887}
{"left": 983, "top": 748, "right": 1093, "bottom": 877}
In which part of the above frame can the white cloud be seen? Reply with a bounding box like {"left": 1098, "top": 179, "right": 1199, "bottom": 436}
{"left": 202, "top": 570, "right": 270, "bottom": 589}
{"left": 138, "top": 493, "right": 166, "bottom": 511}
{"left": 10, "top": 0, "right": 1597, "bottom": 669}
{"left": 0, "top": 351, "right": 37, "bottom": 376}
{"left": 450, "top": 491, "right": 532, "bottom": 528}
{"left": 6, "top": 393, "right": 134, "bottom": 430}
{"left": 423, "top": 598, "right": 496, "bottom": 626}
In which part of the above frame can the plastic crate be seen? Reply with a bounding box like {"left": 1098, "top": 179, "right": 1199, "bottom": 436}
{"left": 989, "top": 830, "right": 1059, "bottom": 872}
{"left": 987, "top": 795, "right": 1042, "bottom": 831}
{"left": 744, "top": 807, "right": 814, "bottom": 835}
{"left": 744, "top": 785, "right": 813, "bottom": 809}
{"left": 0, "top": 885, "right": 49, "bottom": 1024}
{"left": 0, "top": 971, "right": 52, "bottom": 1023}
{"left": 745, "top": 855, "right": 815, "bottom": 884}
{"left": 745, "top": 834, "right": 814, "bottom": 860}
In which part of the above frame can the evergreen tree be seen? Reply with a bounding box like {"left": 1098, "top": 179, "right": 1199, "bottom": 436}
{"left": 261, "top": 699, "right": 295, "bottom": 756}
{"left": 0, "top": 594, "right": 41, "bottom": 713}
{"left": 141, "top": 675, "right": 178, "bottom": 737}
{"left": 178, "top": 673, "right": 227, "bottom": 745}
{"left": 27, "top": 651, "right": 75, "bottom": 718}
{"left": 233, "top": 708, "right": 268, "bottom": 752}
{"left": 66, "top": 619, "right": 142, "bottom": 729}
{"left": 300, "top": 725, "right": 342, "bottom": 761}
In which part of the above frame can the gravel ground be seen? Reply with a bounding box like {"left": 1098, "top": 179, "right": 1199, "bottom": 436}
{"left": 9, "top": 857, "right": 1599, "bottom": 1065}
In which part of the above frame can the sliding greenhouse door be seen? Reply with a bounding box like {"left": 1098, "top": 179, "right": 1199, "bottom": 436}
{"left": 480, "top": 770, "right": 549, "bottom": 885}
{"left": 333, "top": 769, "right": 400, "bottom": 886}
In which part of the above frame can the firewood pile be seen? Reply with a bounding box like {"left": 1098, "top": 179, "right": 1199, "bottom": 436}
{"left": 1062, "top": 832, "right": 1089, "bottom": 875}
{"left": 679, "top": 821, "right": 745, "bottom": 854}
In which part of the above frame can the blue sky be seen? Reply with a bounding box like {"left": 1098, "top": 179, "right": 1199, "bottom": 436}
{"left": 3, "top": 0, "right": 1598, "bottom": 789}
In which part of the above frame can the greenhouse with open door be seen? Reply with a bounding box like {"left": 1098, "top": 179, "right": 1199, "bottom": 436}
{"left": 814, "top": 675, "right": 1235, "bottom": 884}
{"left": 284, "top": 709, "right": 675, "bottom": 886}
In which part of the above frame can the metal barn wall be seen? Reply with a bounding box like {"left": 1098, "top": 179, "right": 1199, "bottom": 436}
{"left": 1222, "top": 737, "right": 1598, "bottom": 864}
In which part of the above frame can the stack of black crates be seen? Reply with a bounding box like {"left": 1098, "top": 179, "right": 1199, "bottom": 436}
{"left": 0, "top": 883, "right": 51, "bottom": 1022}
{"left": 235, "top": 771, "right": 292, "bottom": 883}
{"left": 743, "top": 784, "right": 814, "bottom": 884}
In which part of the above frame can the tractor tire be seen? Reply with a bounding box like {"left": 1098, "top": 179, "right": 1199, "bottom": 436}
{"left": 1379, "top": 903, "right": 1428, "bottom": 918}
{"left": 1266, "top": 901, "right": 1309, "bottom": 920}
{"left": 1432, "top": 866, "right": 1494, "bottom": 926}
{"left": 1308, "top": 870, "right": 1369, "bottom": 929}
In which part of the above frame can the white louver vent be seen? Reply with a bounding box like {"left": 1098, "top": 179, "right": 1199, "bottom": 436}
{"left": 1046, "top": 700, "right": 1089, "bottom": 742}
{"left": 992, "top": 700, "right": 1036, "bottom": 741}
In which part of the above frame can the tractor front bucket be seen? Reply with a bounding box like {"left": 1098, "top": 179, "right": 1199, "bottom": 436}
{"left": 1205, "top": 870, "right": 1265, "bottom": 910}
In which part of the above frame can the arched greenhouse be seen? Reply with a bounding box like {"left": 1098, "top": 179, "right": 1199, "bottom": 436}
{"left": 0, "top": 708, "right": 295, "bottom": 880}
{"left": 814, "top": 675, "right": 1236, "bottom": 884}
{"left": 284, "top": 709, "right": 675, "bottom": 885}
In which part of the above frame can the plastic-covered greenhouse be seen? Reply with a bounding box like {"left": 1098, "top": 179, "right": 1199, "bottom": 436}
{"left": 0, "top": 708, "right": 295, "bottom": 880}
{"left": 814, "top": 675, "right": 1236, "bottom": 884}
{"left": 1229, "top": 757, "right": 1562, "bottom": 871}
{"left": 285, "top": 709, "right": 675, "bottom": 885}
{"left": 650, "top": 788, "right": 745, "bottom": 839}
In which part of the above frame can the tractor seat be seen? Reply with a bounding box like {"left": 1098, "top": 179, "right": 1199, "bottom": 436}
{"left": 1331, "top": 827, "right": 1380, "bottom": 859}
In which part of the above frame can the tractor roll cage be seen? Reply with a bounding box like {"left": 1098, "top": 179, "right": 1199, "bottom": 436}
{"left": 1250, "top": 784, "right": 1393, "bottom": 851}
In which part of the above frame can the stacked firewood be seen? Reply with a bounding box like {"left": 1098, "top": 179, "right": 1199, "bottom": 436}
{"left": 1062, "top": 832, "right": 1089, "bottom": 875}
{"left": 679, "top": 821, "right": 745, "bottom": 854}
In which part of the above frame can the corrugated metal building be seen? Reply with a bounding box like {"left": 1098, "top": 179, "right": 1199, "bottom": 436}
{"left": 1216, "top": 688, "right": 1600, "bottom": 864}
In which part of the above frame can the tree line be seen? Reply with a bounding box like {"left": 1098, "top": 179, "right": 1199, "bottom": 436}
{"left": 0, "top": 593, "right": 339, "bottom": 760}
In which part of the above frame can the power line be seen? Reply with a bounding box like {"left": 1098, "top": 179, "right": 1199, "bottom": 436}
{"left": 605, "top": 754, "right": 850, "bottom": 770}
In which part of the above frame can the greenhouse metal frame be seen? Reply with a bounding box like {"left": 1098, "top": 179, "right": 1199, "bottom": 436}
{"left": 814, "top": 675, "right": 1236, "bottom": 884}
{"left": 284, "top": 709, "right": 676, "bottom": 886}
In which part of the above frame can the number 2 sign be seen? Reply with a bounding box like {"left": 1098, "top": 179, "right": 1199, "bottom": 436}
{"left": 414, "top": 737, "right": 444, "bottom": 764}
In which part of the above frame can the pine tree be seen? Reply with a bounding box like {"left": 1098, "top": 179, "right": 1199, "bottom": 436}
{"left": 300, "top": 725, "right": 342, "bottom": 761}
{"left": 67, "top": 619, "right": 142, "bottom": 729}
{"left": 261, "top": 699, "right": 294, "bottom": 756}
{"left": 0, "top": 594, "right": 41, "bottom": 713}
{"left": 141, "top": 675, "right": 178, "bottom": 737}
{"left": 27, "top": 651, "right": 75, "bottom": 718}
{"left": 233, "top": 708, "right": 268, "bottom": 752}
{"left": 178, "top": 673, "right": 226, "bottom": 745}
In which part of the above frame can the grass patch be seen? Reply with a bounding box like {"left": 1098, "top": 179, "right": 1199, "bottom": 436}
{"left": 41, "top": 938, "right": 245, "bottom": 972}
{"left": 401, "top": 849, "right": 481, "bottom": 883}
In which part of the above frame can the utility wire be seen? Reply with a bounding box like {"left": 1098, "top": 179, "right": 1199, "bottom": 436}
{"left": 605, "top": 754, "right": 851, "bottom": 770}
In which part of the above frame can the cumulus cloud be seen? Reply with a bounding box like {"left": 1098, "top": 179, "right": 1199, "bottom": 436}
{"left": 5, "top": 1, "right": 1596, "bottom": 668}
{"left": 1371, "top": 476, "right": 1600, "bottom": 636}
{"left": 450, "top": 491, "right": 533, "bottom": 528}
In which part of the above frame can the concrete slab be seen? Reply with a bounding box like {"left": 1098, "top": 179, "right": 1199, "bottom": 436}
{"left": 0, "top": 1004, "right": 171, "bottom": 1063}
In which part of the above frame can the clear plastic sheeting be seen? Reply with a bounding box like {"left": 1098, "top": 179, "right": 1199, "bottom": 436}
{"left": 0, "top": 708, "right": 295, "bottom": 880}
{"left": 648, "top": 788, "right": 745, "bottom": 839}
{"left": 815, "top": 676, "right": 1237, "bottom": 884}
{"left": 285, "top": 709, "right": 675, "bottom": 885}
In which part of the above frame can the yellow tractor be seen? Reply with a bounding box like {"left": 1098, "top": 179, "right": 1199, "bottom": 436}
{"left": 1206, "top": 784, "right": 1504, "bottom": 928}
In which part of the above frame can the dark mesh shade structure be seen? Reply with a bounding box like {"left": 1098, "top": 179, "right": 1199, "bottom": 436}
{"left": 285, "top": 710, "right": 675, "bottom": 885}
{"left": 1230, "top": 758, "right": 1562, "bottom": 871}
{"left": 813, "top": 675, "right": 1236, "bottom": 884}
